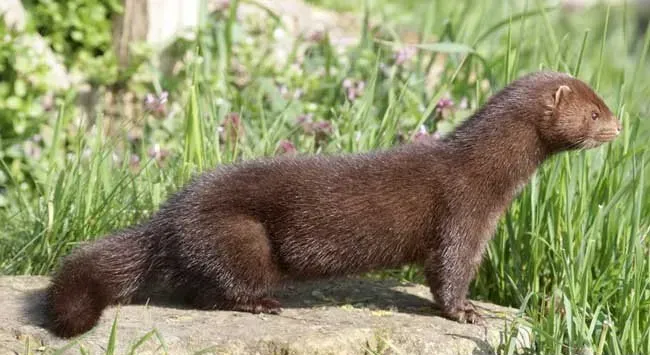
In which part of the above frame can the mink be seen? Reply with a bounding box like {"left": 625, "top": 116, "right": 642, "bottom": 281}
{"left": 45, "top": 71, "right": 621, "bottom": 338}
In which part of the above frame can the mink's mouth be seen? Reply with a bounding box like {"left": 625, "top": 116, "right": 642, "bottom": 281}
{"left": 579, "top": 138, "right": 605, "bottom": 149}
{"left": 579, "top": 131, "right": 619, "bottom": 149}
{"left": 594, "top": 130, "right": 621, "bottom": 143}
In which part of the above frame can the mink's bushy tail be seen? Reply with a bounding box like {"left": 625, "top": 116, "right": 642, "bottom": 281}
{"left": 45, "top": 228, "right": 153, "bottom": 338}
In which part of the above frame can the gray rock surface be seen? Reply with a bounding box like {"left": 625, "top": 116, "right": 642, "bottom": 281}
{"left": 0, "top": 276, "right": 531, "bottom": 354}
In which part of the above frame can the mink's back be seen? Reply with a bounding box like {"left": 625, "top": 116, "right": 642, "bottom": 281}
{"left": 152, "top": 143, "right": 453, "bottom": 278}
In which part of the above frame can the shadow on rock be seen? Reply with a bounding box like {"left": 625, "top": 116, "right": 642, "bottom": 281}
{"left": 21, "top": 286, "right": 50, "bottom": 329}
{"left": 274, "top": 277, "right": 438, "bottom": 316}
{"left": 22, "top": 277, "right": 439, "bottom": 329}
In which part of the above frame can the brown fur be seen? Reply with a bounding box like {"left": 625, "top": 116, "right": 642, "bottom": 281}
{"left": 45, "top": 71, "right": 621, "bottom": 338}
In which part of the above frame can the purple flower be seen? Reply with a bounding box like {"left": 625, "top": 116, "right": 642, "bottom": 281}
{"left": 219, "top": 112, "right": 245, "bottom": 143}
{"left": 143, "top": 91, "right": 169, "bottom": 116}
{"left": 296, "top": 114, "right": 332, "bottom": 136}
{"left": 148, "top": 144, "right": 170, "bottom": 163}
{"left": 276, "top": 140, "right": 297, "bottom": 155}
{"left": 143, "top": 94, "right": 154, "bottom": 106}
{"left": 295, "top": 114, "right": 333, "bottom": 146}
{"left": 394, "top": 46, "right": 416, "bottom": 66}
{"left": 435, "top": 97, "right": 455, "bottom": 120}
{"left": 412, "top": 125, "right": 441, "bottom": 144}
{"left": 436, "top": 97, "right": 454, "bottom": 111}
{"left": 129, "top": 154, "right": 141, "bottom": 171}
{"left": 412, "top": 125, "right": 429, "bottom": 143}
{"left": 343, "top": 79, "right": 365, "bottom": 101}
{"left": 307, "top": 30, "right": 326, "bottom": 43}
{"left": 312, "top": 121, "right": 333, "bottom": 135}
{"left": 296, "top": 114, "right": 314, "bottom": 131}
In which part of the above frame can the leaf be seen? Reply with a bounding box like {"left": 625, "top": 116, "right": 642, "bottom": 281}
{"left": 14, "top": 79, "right": 27, "bottom": 98}
{"left": 375, "top": 39, "right": 476, "bottom": 54}
{"left": 71, "top": 30, "right": 84, "bottom": 42}
{"left": 473, "top": 5, "right": 558, "bottom": 45}
{"left": 6, "top": 96, "right": 22, "bottom": 110}
{"left": 409, "top": 42, "right": 476, "bottom": 54}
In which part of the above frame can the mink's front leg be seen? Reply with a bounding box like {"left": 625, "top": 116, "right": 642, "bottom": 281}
{"left": 424, "top": 239, "right": 486, "bottom": 324}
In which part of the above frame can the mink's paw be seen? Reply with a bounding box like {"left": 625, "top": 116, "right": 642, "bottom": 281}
{"left": 256, "top": 297, "right": 283, "bottom": 315}
{"left": 442, "top": 300, "right": 485, "bottom": 325}
{"left": 230, "top": 297, "right": 283, "bottom": 315}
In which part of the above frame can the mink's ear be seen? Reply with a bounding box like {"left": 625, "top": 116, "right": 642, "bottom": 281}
{"left": 553, "top": 85, "right": 572, "bottom": 108}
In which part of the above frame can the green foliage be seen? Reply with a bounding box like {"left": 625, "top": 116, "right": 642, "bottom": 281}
{"left": 23, "top": 0, "right": 123, "bottom": 84}
{"left": 0, "top": 26, "right": 50, "bottom": 141}
{"left": 0, "top": 0, "right": 144, "bottom": 198}
{"left": 0, "top": 24, "right": 73, "bottom": 196}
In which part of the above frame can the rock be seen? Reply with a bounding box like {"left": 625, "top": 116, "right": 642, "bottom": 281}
{"left": 0, "top": 276, "right": 531, "bottom": 354}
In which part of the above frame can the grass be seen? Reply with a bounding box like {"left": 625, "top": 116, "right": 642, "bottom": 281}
{"left": 1, "top": 0, "right": 649, "bottom": 354}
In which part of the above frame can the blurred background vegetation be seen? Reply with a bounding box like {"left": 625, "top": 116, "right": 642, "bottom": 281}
{"left": 1, "top": 0, "right": 649, "bottom": 353}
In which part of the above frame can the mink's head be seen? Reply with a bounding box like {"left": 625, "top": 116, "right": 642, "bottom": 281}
{"left": 530, "top": 72, "right": 622, "bottom": 151}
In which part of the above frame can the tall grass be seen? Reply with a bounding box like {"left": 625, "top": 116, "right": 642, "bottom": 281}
{"left": 1, "top": 0, "right": 648, "bottom": 353}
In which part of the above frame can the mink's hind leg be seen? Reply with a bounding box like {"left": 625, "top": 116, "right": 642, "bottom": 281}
{"left": 424, "top": 242, "right": 485, "bottom": 325}
{"left": 181, "top": 215, "right": 284, "bottom": 314}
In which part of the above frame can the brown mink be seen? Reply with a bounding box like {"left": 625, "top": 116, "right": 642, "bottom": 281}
{"left": 45, "top": 71, "right": 621, "bottom": 338}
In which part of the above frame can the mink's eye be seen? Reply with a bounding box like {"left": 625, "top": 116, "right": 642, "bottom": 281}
{"left": 591, "top": 111, "right": 599, "bottom": 120}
